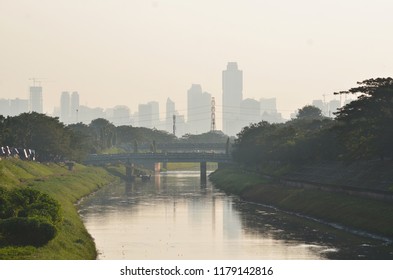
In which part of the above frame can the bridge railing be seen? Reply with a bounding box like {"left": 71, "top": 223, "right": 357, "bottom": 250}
{"left": 84, "top": 152, "right": 232, "bottom": 165}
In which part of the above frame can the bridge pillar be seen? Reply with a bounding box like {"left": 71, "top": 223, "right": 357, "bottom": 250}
{"left": 200, "top": 161, "right": 207, "bottom": 186}
{"left": 125, "top": 163, "right": 135, "bottom": 182}
{"left": 154, "top": 162, "right": 161, "bottom": 173}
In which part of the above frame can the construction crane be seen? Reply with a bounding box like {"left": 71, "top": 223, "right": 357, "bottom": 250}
{"left": 29, "top": 78, "right": 43, "bottom": 87}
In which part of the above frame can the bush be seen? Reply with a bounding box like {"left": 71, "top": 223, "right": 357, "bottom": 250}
{"left": 10, "top": 188, "right": 62, "bottom": 224}
{"left": 0, "top": 217, "right": 57, "bottom": 246}
{"left": 0, "top": 187, "right": 13, "bottom": 219}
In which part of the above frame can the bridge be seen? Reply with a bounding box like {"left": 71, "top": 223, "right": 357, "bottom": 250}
{"left": 84, "top": 152, "right": 233, "bottom": 184}
{"left": 118, "top": 142, "right": 230, "bottom": 153}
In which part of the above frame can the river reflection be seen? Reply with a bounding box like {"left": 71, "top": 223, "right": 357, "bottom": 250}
{"left": 78, "top": 171, "right": 393, "bottom": 260}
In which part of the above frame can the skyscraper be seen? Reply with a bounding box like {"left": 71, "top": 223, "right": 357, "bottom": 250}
{"left": 60, "top": 91, "right": 70, "bottom": 124}
{"left": 71, "top": 91, "right": 80, "bottom": 123}
{"left": 187, "top": 84, "right": 211, "bottom": 134}
{"left": 138, "top": 103, "right": 152, "bottom": 128}
{"left": 148, "top": 101, "right": 160, "bottom": 129}
{"left": 260, "top": 97, "right": 283, "bottom": 123}
{"left": 29, "top": 86, "right": 43, "bottom": 113}
{"left": 138, "top": 101, "right": 159, "bottom": 129}
{"left": 166, "top": 98, "right": 175, "bottom": 133}
{"left": 113, "top": 105, "right": 130, "bottom": 126}
{"left": 222, "top": 62, "right": 243, "bottom": 136}
{"left": 240, "top": 98, "right": 260, "bottom": 128}
{"left": 0, "top": 99, "right": 10, "bottom": 116}
{"left": 10, "top": 98, "right": 28, "bottom": 116}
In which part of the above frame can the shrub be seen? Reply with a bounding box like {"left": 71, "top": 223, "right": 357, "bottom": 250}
{"left": 10, "top": 188, "right": 62, "bottom": 224}
{"left": 0, "top": 217, "right": 57, "bottom": 246}
{"left": 0, "top": 187, "right": 13, "bottom": 219}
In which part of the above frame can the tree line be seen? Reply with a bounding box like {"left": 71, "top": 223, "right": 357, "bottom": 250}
{"left": 233, "top": 78, "right": 393, "bottom": 167}
{"left": 0, "top": 112, "right": 229, "bottom": 162}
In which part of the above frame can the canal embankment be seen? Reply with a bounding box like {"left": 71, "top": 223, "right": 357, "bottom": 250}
{"left": 0, "top": 158, "right": 119, "bottom": 259}
{"left": 209, "top": 166, "right": 393, "bottom": 240}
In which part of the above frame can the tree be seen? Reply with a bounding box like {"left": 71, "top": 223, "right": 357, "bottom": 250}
{"left": 334, "top": 77, "right": 393, "bottom": 160}
{"left": 0, "top": 115, "right": 5, "bottom": 146}
{"left": 89, "top": 118, "right": 116, "bottom": 151}
{"left": 296, "top": 105, "right": 323, "bottom": 120}
{"left": 4, "top": 112, "right": 72, "bottom": 161}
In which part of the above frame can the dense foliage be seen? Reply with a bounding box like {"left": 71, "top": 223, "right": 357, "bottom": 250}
{"left": 0, "top": 113, "right": 229, "bottom": 161}
{"left": 334, "top": 78, "right": 393, "bottom": 160}
{"left": 0, "top": 187, "right": 61, "bottom": 246}
{"left": 233, "top": 77, "right": 393, "bottom": 167}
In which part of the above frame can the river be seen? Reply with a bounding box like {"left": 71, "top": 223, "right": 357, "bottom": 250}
{"left": 78, "top": 171, "right": 393, "bottom": 259}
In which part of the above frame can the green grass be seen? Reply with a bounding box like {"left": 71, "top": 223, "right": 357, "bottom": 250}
{"left": 0, "top": 159, "right": 118, "bottom": 259}
{"left": 165, "top": 162, "right": 218, "bottom": 171}
{"left": 209, "top": 168, "right": 393, "bottom": 239}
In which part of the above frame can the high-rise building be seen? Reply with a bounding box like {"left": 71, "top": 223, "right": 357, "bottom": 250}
{"left": 240, "top": 98, "right": 260, "bottom": 128}
{"left": 166, "top": 98, "right": 176, "bottom": 133}
{"left": 71, "top": 91, "right": 80, "bottom": 123}
{"left": 328, "top": 99, "right": 341, "bottom": 117}
{"left": 0, "top": 99, "right": 10, "bottom": 116}
{"left": 312, "top": 99, "right": 328, "bottom": 116}
{"left": 187, "top": 84, "right": 211, "bottom": 134}
{"left": 260, "top": 98, "right": 277, "bottom": 115}
{"left": 138, "top": 104, "right": 150, "bottom": 128}
{"left": 138, "top": 102, "right": 159, "bottom": 129}
{"left": 60, "top": 91, "right": 70, "bottom": 124}
{"left": 222, "top": 62, "right": 243, "bottom": 136}
{"left": 29, "top": 86, "right": 43, "bottom": 113}
{"left": 78, "top": 105, "right": 105, "bottom": 124}
{"left": 10, "top": 98, "right": 29, "bottom": 116}
{"left": 260, "top": 97, "right": 283, "bottom": 123}
{"left": 112, "top": 105, "right": 130, "bottom": 126}
{"left": 148, "top": 101, "right": 160, "bottom": 129}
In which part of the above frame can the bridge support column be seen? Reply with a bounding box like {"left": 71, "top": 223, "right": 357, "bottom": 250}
{"left": 200, "top": 161, "right": 207, "bottom": 186}
{"left": 154, "top": 162, "right": 161, "bottom": 173}
{"left": 125, "top": 163, "right": 135, "bottom": 182}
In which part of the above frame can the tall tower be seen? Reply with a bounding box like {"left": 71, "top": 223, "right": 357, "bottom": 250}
{"left": 222, "top": 62, "right": 243, "bottom": 136}
{"left": 29, "top": 86, "right": 43, "bottom": 113}
{"left": 166, "top": 98, "right": 175, "bottom": 133}
{"left": 148, "top": 101, "right": 159, "bottom": 129}
{"left": 71, "top": 91, "right": 80, "bottom": 123}
{"left": 187, "top": 84, "right": 211, "bottom": 134}
{"left": 60, "top": 92, "right": 70, "bottom": 124}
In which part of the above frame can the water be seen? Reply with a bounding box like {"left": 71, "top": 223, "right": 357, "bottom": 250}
{"left": 78, "top": 171, "right": 393, "bottom": 259}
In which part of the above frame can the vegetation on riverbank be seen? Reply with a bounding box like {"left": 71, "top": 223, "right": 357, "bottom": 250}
{"left": 0, "top": 159, "right": 117, "bottom": 259}
{"left": 215, "top": 78, "right": 393, "bottom": 241}
{"left": 209, "top": 168, "right": 393, "bottom": 240}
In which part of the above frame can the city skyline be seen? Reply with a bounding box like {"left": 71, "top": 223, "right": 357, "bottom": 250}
{"left": 0, "top": 67, "right": 350, "bottom": 136}
{"left": 1, "top": 1, "right": 393, "bottom": 126}
{"left": 1, "top": 62, "right": 347, "bottom": 128}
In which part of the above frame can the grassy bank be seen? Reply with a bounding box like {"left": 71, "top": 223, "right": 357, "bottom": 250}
{"left": 164, "top": 162, "right": 218, "bottom": 171}
{"left": 209, "top": 168, "right": 393, "bottom": 239}
{"left": 0, "top": 159, "right": 117, "bottom": 259}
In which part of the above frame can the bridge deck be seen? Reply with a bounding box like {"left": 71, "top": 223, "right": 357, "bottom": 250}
{"left": 84, "top": 152, "right": 232, "bottom": 165}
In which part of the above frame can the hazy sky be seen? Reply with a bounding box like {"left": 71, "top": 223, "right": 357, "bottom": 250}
{"left": 1, "top": 0, "right": 393, "bottom": 124}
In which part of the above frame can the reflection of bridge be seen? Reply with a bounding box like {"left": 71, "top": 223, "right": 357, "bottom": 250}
{"left": 84, "top": 152, "right": 233, "bottom": 184}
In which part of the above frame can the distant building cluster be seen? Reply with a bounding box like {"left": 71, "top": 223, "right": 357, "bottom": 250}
{"left": 221, "top": 62, "right": 283, "bottom": 135}
{"left": 2, "top": 63, "right": 355, "bottom": 137}
{"left": 0, "top": 86, "right": 43, "bottom": 117}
